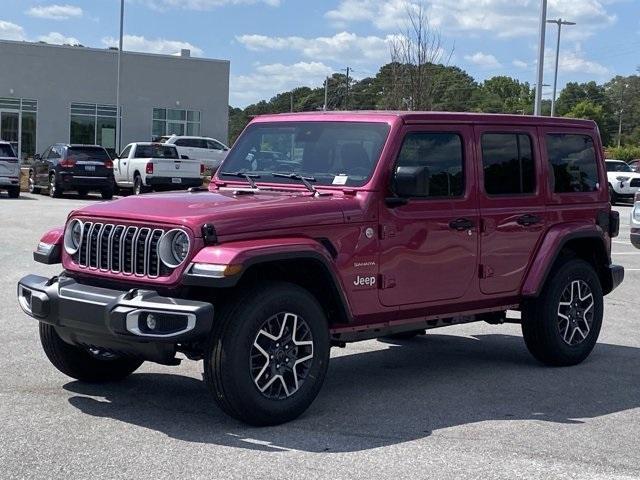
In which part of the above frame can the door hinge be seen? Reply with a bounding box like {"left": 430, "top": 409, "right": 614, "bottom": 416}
{"left": 379, "top": 274, "right": 396, "bottom": 289}
{"left": 379, "top": 224, "right": 397, "bottom": 239}
{"left": 479, "top": 264, "right": 494, "bottom": 279}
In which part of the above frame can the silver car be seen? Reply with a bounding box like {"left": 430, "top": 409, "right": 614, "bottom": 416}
{"left": 0, "top": 141, "right": 20, "bottom": 198}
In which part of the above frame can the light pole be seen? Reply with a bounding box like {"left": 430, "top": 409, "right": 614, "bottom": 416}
{"left": 547, "top": 18, "right": 576, "bottom": 117}
{"left": 115, "top": 0, "right": 124, "bottom": 153}
{"left": 618, "top": 83, "right": 629, "bottom": 148}
{"left": 534, "top": 0, "right": 548, "bottom": 116}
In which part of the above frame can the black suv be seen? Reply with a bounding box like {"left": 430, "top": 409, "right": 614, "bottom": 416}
{"left": 29, "top": 144, "right": 115, "bottom": 199}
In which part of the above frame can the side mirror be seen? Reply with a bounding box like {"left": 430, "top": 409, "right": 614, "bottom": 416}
{"left": 181, "top": 155, "right": 189, "bottom": 159}
{"left": 393, "top": 166, "right": 430, "bottom": 198}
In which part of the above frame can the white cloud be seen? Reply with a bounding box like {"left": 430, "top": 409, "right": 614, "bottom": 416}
{"left": 465, "top": 52, "right": 502, "bottom": 69}
{"left": 236, "top": 31, "right": 395, "bottom": 63}
{"left": 38, "top": 31, "right": 81, "bottom": 45}
{"left": 0, "top": 20, "right": 26, "bottom": 41}
{"left": 547, "top": 46, "right": 609, "bottom": 76}
{"left": 326, "top": 0, "right": 616, "bottom": 39}
{"left": 26, "top": 4, "right": 83, "bottom": 20}
{"left": 143, "top": 0, "right": 279, "bottom": 10}
{"left": 101, "top": 34, "right": 203, "bottom": 56}
{"left": 512, "top": 59, "right": 529, "bottom": 69}
{"left": 231, "top": 61, "right": 333, "bottom": 106}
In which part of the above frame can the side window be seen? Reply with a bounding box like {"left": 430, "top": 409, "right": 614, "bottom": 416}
{"left": 175, "top": 139, "right": 189, "bottom": 147}
{"left": 119, "top": 145, "right": 132, "bottom": 158}
{"left": 546, "top": 134, "right": 598, "bottom": 193}
{"left": 41, "top": 147, "right": 51, "bottom": 160}
{"left": 48, "top": 146, "right": 61, "bottom": 159}
{"left": 395, "top": 132, "right": 464, "bottom": 198}
{"left": 482, "top": 133, "right": 535, "bottom": 195}
{"left": 207, "top": 140, "right": 223, "bottom": 150}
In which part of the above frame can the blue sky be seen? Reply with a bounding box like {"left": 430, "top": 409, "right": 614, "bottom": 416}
{"left": 1, "top": 0, "right": 638, "bottom": 107}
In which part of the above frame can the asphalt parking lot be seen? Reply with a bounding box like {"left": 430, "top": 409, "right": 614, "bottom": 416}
{"left": 1, "top": 192, "right": 639, "bottom": 480}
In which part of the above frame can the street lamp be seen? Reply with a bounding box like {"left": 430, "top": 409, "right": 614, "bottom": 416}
{"left": 547, "top": 18, "right": 576, "bottom": 117}
{"left": 618, "top": 83, "right": 630, "bottom": 148}
{"left": 115, "top": 0, "right": 124, "bottom": 153}
{"left": 534, "top": 0, "right": 548, "bottom": 116}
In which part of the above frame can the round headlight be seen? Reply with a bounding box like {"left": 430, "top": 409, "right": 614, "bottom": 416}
{"left": 64, "top": 219, "right": 84, "bottom": 255}
{"left": 159, "top": 229, "right": 190, "bottom": 268}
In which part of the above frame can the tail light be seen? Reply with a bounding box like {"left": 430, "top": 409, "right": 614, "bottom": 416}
{"left": 146, "top": 162, "right": 154, "bottom": 175}
{"left": 104, "top": 159, "right": 113, "bottom": 169}
{"left": 59, "top": 158, "right": 76, "bottom": 168}
{"left": 200, "top": 164, "right": 205, "bottom": 175}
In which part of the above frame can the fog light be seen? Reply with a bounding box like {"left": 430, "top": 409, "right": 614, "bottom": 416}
{"left": 146, "top": 314, "right": 157, "bottom": 330}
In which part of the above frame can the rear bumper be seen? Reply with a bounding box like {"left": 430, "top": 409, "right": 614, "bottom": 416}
{"left": 146, "top": 176, "right": 202, "bottom": 188}
{"left": 631, "top": 228, "right": 640, "bottom": 249}
{"left": 59, "top": 172, "right": 113, "bottom": 189}
{"left": 17, "top": 274, "right": 214, "bottom": 361}
{"left": 0, "top": 176, "right": 19, "bottom": 186}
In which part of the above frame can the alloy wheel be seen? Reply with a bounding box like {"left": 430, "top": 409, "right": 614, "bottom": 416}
{"left": 28, "top": 173, "right": 36, "bottom": 193}
{"left": 250, "top": 312, "right": 314, "bottom": 400}
{"left": 557, "top": 279, "right": 594, "bottom": 346}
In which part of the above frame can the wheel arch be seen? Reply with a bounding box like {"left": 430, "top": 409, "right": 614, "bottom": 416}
{"left": 522, "top": 226, "right": 613, "bottom": 297}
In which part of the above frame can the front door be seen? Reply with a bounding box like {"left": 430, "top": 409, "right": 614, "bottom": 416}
{"left": 475, "top": 126, "right": 547, "bottom": 295}
{"left": 0, "top": 111, "right": 20, "bottom": 157}
{"left": 378, "top": 125, "right": 479, "bottom": 307}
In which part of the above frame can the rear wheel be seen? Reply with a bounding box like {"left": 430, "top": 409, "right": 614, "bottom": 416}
{"left": 522, "top": 258, "right": 603, "bottom": 366}
{"left": 49, "top": 173, "right": 62, "bottom": 198}
{"left": 7, "top": 186, "right": 19, "bottom": 198}
{"left": 133, "top": 175, "right": 144, "bottom": 195}
{"left": 204, "top": 282, "right": 330, "bottom": 426}
{"left": 39, "top": 323, "right": 143, "bottom": 382}
{"left": 101, "top": 187, "right": 114, "bottom": 200}
{"left": 28, "top": 170, "right": 40, "bottom": 194}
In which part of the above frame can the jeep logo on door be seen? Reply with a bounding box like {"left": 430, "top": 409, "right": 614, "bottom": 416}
{"left": 353, "top": 275, "right": 376, "bottom": 288}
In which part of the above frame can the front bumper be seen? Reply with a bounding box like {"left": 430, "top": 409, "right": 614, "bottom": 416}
{"left": 631, "top": 228, "right": 640, "bottom": 249}
{"left": 606, "top": 264, "right": 625, "bottom": 294}
{"left": 17, "top": 274, "right": 214, "bottom": 362}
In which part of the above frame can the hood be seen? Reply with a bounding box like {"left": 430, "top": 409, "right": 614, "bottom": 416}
{"left": 71, "top": 189, "right": 355, "bottom": 237}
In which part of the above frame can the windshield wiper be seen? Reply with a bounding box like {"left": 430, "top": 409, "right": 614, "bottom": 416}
{"left": 272, "top": 172, "right": 318, "bottom": 194}
{"left": 221, "top": 171, "right": 260, "bottom": 189}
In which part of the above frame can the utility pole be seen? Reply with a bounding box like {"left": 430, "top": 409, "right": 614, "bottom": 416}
{"left": 547, "top": 18, "right": 576, "bottom": 117}
{"left": 290, "top": 91, "right": 294, "bottom": 113}
{"left": 323, "top": 76, "right": 329, "bottom": 111}
{"left": 534, "top": 0, "right": 548, "bottom": 116}
{"left": 115, "top": 0, "right": 124, "bottom": 153}
{"left": 618, "top": 83, "right": 629, "bottom": 148}
{"left": 345, "top": 67, "right": 350, "bottom": 110}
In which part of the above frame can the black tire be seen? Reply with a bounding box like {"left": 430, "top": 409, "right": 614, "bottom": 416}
{"left": 77, "top": 188, "right": 88, "bottom": 197}
{"left": 39, "top": 323, "right": 143, "bottom": 382}
{"left": 522, "top": 258, "right": 603, "bottom": 367}
{"left": 204, "top": 282, "right": 330, "bottom": 426}
{"left": 28, "top": 170, "right": 40, "bottom": 194}
{"left": 133, "top": 174, "right": 144, "bottom": 195}
{"left": 101, "top": 187, "right": 114, "bottom": 200}
{"left": 7, "top": 186, "right": 20, "bottom": 198}
{"left": 49, "top": 173, "right": 62, "bottom": 198}
{"left": 385, "top": 329, "right": 425, "bottom": 340}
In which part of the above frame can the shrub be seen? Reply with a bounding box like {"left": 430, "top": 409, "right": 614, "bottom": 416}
{"left": 605, "top": 146, "right": 640, "bottom": 162}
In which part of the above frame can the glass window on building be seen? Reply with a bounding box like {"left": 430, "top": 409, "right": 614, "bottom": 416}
{"left": 152, "top": 107, "right": 201, "bottom": 140}
{"left": 70, "top": 103, "right": 117, "bottom": 155}
{"left": 0, "top": 97, "right": 38, "bottom": 161}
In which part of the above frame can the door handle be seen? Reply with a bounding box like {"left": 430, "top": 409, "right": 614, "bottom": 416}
{"left": 449, "top": 218, "right": 474, "bottom": 231}
{"left": 517, "top": 214, "right": 541, "bottom": 226}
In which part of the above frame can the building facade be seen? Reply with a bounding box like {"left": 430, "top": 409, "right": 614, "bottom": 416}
{"left": 0, "top": 40, "right": 229, "bottom": 159}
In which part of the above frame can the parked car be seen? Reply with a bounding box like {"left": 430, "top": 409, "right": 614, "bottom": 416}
{"left": 18, "top": 112, "right": 623, "bottom": 426}
{"left": 605, "top": 159, "right": 640, "bottom": 205}
{"left": 114, "top": 142, "right": 203, "bottom": 195}
{"left": 0, "top": 141, "right": 20, "bottom": 198}
{"left": 628, "top": 159, "right": 640, "bottom": 172}
{"left": 29, "top": 144, "right": 115, "bottom": 199}
{"left": 631, "top": 191, "right": 640, "bottom": 248}
{"left": 160, "top": 135, "right": 229, "bottom": 173}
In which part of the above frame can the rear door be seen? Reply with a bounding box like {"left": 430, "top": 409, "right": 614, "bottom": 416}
{"left": 476, "top": 125, "right": 547, "bottom": 295}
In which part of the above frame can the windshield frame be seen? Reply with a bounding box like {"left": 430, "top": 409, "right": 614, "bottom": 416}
{"left": 217, "top": 120, "right": 393, "bottom": 190}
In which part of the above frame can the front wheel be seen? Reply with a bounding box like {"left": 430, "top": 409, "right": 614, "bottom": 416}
{"left": 39, "top": 323, "right": 143, "bottom": 382}
{"left": 522, "top": 258, "right": 603, "bottom": 366}
{"left": 7, "top": 187, "right": 20, "bottom": 198}
{"left": 204, "top": 282, "right": 330, "bottom": 426}
{"left": 28, "top": 170, "right": 40, "bottom": 194}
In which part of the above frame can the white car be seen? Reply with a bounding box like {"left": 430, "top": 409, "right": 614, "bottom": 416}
{"left": 0, "top": 141, "right": 20, "bottom": 198}
{"left": 606, "top": 159, "right": 640, "bottom": 205}
{"left": 160, "top": 135, "right": 229, "bottom": 173}
{"left": 632, "top": 192, "right": 640, "bottom": 249}
{"left": 114, "top": 142, "right": 202, "bottom": 195}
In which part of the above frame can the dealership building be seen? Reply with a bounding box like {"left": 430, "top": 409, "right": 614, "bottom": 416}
{"left": 0, "top": 39, "right": 230, "bottom": 160}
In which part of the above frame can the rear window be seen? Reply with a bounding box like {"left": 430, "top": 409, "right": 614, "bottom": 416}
{"left": 546, "top": 134, "right": 599, "bottom": 193}
{"left": 134, "top": 144, "right": 179, "bottom": 159}
{"left": 67, "top": 147, "right": 110, "bottom": 162}
{"left": 482, "top": 133, "right": 535, "bottom": 195}
{"left": 0, "top": 144, "right": 16, "bottom": 158}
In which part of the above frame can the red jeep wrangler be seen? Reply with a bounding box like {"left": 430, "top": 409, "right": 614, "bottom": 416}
{"left": 18, "top": 112, "right": 623, "bottom": 426}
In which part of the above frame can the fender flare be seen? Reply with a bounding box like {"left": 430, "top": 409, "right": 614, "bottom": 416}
{"left": 521, "top": 223, "right": 609, "bottom": 297}
{"left": 184, "top": 238, "right": 353, "bottom": 323}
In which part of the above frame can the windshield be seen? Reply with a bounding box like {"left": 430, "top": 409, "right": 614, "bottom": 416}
{"left": 606, "top": 161, "right": 632, "bottom": 172}
{"left": 135, "top": 144, "right": 179, "bottom": 159}
{"left": 220, "top": 121, "right": 391, "bottom": 187}
{"left": 0, "top": 144, "right": 16, "bottom": 158}
{"left": 68, "top": 147, "right": 110, "bottom": 162}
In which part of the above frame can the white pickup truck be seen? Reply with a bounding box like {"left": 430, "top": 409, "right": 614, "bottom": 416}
{"left": 114, "top": 142, "right": 203, "bottom": 195}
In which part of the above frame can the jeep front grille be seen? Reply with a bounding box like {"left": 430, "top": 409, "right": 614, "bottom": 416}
{"left": 75, "top": 222, "right": 166, "bottom": 278}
